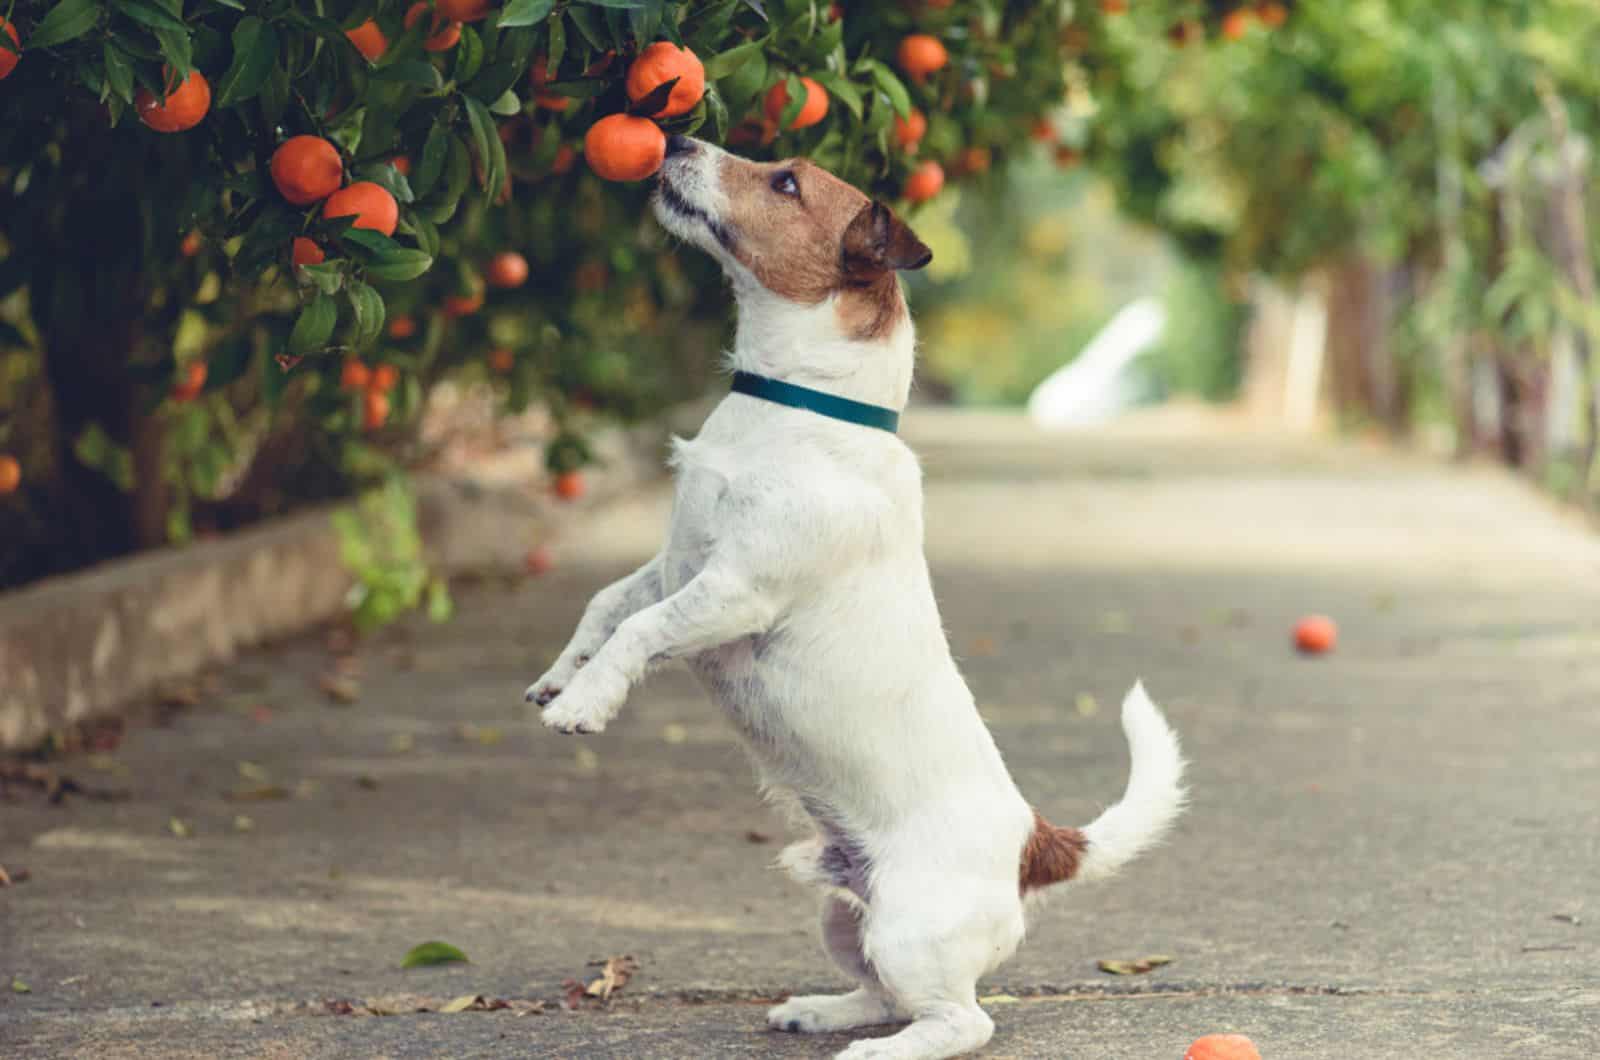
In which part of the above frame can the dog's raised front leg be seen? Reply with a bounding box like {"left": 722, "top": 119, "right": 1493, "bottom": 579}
{"left": 525, "top": 556, "right": 664, "bottom": 707}
{"left": 538, "top": 563, "right": 777, "bottom": 734}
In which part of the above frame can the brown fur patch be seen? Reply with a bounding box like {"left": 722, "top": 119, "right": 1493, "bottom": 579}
{"left": 713, "top": 154, "right": 928, "bottom": 341}
{"left": 1019, "top": 810, "right": 1088, "bottom": 894}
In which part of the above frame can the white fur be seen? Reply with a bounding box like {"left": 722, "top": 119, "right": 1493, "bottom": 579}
{"left": 527, "top": 139, "right": 1185, "bottom": 1059}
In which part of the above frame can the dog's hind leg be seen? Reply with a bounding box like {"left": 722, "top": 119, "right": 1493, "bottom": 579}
{"left": 834, "top": 881, "right": 1023, "bottom": 1060}
{"left": 768, "top": 898, "right": 905, "bottom": 1034}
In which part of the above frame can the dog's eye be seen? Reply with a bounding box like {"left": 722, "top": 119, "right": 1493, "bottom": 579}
{"left": 771, "top": 171, "right": 800, "bottom": 198}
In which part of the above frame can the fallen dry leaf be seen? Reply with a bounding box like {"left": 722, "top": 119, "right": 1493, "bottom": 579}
{"left": 968, "top": 635, "right": 997, "bottom": 657}
{"left": 584, "top": 955, "right": 638, "bottom": 1001}
{"left": 1097, "top": 955, "right": 1173, "bottom": 976}
{"left": 1075, "top": 692, "right": 1100, "bottom": 718}
{"left": 0, "top": 864, "right": 29, "bottom": 886}
{"left": 356, "top": 775, "right": 380, "bottom": 791}
{"left": 574, "top": 746, "right": 599, "bottom": 774}
{"left": 238, "top": 761, "right": 271, "bottom": 782}
{"left": 318, "top": 674, "right": 360, "bottom": 705}
{"left": 560, "top": 979, "right": 587, "bottom": 1011}
{"left": 168, "top": 817, "right": 192, "bottom": 839}
{"left": 387, "top": 733, "right": 415, "bottom": 753}
{"left": 661, "top": 723, "right": 688, "bottom": 745}
{"left": 233, "top": 815, "right": 255, "bottom": 833}
{"left": 744, "top": 830, "right": 772, "bottom": 844}
{"left": 456, "top": 723, "right": 503, "bottom": 746}
{"left": 12, "top": 977, "right": 31, "bottom": 994}
{"left": 440, "top": 994, "right": 483, "bottom": 1013}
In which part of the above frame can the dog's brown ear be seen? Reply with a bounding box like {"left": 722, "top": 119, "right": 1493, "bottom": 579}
{"left": 842, "top": 201, "right": 933, "bottom": 284}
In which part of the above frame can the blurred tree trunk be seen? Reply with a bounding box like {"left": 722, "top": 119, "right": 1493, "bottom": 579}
{"left": 1324, "top": 255, "right": 1404, "bottom": 432}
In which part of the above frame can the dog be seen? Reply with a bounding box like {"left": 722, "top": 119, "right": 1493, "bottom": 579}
{"left": 525, "top": 136, "right": 1187, "bottom": 1060}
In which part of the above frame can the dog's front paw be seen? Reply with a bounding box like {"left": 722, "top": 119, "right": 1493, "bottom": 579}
{"left": 537, "top": 664, "right": 624, "bottom": 735}
{"left": 523, "top": 654, "right": 589, "bottom": 706}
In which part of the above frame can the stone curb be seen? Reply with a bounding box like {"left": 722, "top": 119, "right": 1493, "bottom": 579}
{"left": 0, "top": 404, "right": 708, "bottom": 751}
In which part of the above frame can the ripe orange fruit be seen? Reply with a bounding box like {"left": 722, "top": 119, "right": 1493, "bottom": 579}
{"left": 387, "top": 314, "right": 417, "bottom": 339}
{"left": 554, "top": 470, "right": 586, "bottom": 501}
{"left": 957, "top": 145, "right": 991, "bottom": 174}
{"left": 524, "top": 545, "right": 553, "bottom": 575}
{"left": 0, "top": 19, "right": 21, "bottom": 81}
{"left": 584, "top": 114, "right": 666, "bottom": 182}
{"left": 1030, "top": 117, "right": 1057, "bottom": 143}
{"left": 442, "top": 288, "right": 485, "bottom": 317}
{"left": 550, "top": 144, "right": 576, "bottom": 176}
{"left": 536, "top": 92, "right": 569, "bottom": 111}
{"left": 340, "top": 360, "right": 372, "bottom": 392}
{"left": 436, "top": 0, "right": 490, "bottom": 21}
{"left": 404, "top": 4, "right": 461, "bottom": 51}
{"left": 897, "top": 34, "right": 948, "bottom": 82}
{"left": 893, "top": 109, "right": 928, "bottom": 149}
{"left": 345, "top": 19, "right": 388, "bottom": 62}
{"left": 488, "top": 348, "right": 515, "bottom": 373}
{"left": 172, "top": 361, "right": 208, "bottom": 401}
{"left": 903, "top": 160, "right": 944, "bottom": 203}
{"left": 137, "top": 69, "right": 210, "bottom": 133}
{"left": 180, "top": 230, "right": 202, "bottom": 257}
{"left": 1293, "top": 616, "right": 1337, "bottom": 655}
{"left": 828, "top": 2, "right": 842, "bottom": 20}
{"left": 369, "top": 364, "right": 400, "bottom": 393}
{"left": 392, "top": 155, "right": 411, "bottom": 176}
{"left": 362, "top": 391, "right": 390, "bottom": 431}
{"left": 323, "top": 182, "right": 398, "bottom": 237}
{"left": 1256, "top": 1, "right": 1288, "bottom": 26}
{"left": 1185, "top": 1034, "right": 1261, "bottom": 1060}
{"left": 1100, "top": 0, "right": 1127, "bottom": 13}
{"left": 1054, "top": 144, "right": 1081, "bottom": 167}
{"left": 487, "top": 251, "right": 529, "bottom": 288}
{"left": 1220, "top": 9, "right": 1253, "bottom": 39}
{"left": 292, "top": 237, "right": 326, "bottom": 266}
{"left": 764, "top": 77, "right": 829, "bottom": 130}
{"left": 270, "top": 135, "right": 343, "bottom": 205}
{"left": 0, "top": 454, "right": 20, "bottom": 494}
{"left": 625, "top": 42, "right": 706, "bottom": 119}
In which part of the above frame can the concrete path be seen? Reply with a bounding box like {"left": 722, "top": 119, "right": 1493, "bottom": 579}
{"left": 4, "top": 409, "right": 1598, "bottom": 1059}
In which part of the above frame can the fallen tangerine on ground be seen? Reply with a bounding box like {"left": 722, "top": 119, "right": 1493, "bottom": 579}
{"left": 404, "top": 4, "right": 460, "bottom": 51}
{"left": 136, "top": 69, "right": 210, "bottom": 132}
{"left": 369, "top": 364, "right": 399, "bottom": 393}
{"left": 625, "top": 42, "right": 706, "bottom": 119}
{"left": 488, "top": 348, "right": 515, "bottom": 373}
{"left": 345, "top": 19, "right": 387, "bottom": 61}
{"left": 291, "top": 237, "right": 325, "bottom": 267}
{"left": 387, "top": 315, "right": 418, "bottom": 339}
{"left": 362, "top": 391, "right": 390, "bottom": 431}
{"left": 764, "top": 77, "right": 829, "bottom": 130}
{"left": 340, "top": 360, "right": 372, "bottom": 392}
{"left": 554, "top": 470, "right": 586, "bottom": 501}
{"left": 0, "top": 454, "right": 19, "bottom": 494}
{"left": 584, "top": 114, "right": 666, "bottom": 182}
{"left": 1293, "top": 615, "right": 1337, "bottom": 655}
{"left": 1185, "top": 1034, "right": 1261, "bottom": 1060}
{"left": 323, "top": 182, "right": 398, "bottom": 237}
{"left": 271, "top": 135, "right": 343, "bottom": 205}
{"left": 442, "top": 288, "right": 485, "bottom": 317}
{"left": 893, "top": 109, "right": 928, "bottom": 149}
{"left": 436, "top": 0, "right": 490, "bottom": 21}
{"left": 903, "top": 160, "right": 945, "bottom": 203}
{"left": 1, "top": 19, "right": 21, "bottom": 80}
{"left": 487, "top": 251, "right": 529, "bottom": 288}
{"left": 897, "top": 34, "right": 948, "bottom": 81}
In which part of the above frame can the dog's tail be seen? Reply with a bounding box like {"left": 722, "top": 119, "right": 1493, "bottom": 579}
{"left": 1020, "top": 682, "right": 1186, "bottom": 892}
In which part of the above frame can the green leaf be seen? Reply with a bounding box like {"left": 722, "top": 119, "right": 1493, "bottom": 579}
{"left": 340, "top": 228, "right": 405, "bottom": 259}
{"left": 153, "top": 26, "right": 193, "bottom": 79}
{"left": 704, "top": 84, "right": 728, "bottom": 140}
{"left": 297, "top": 261, "right": 345, "bottom": 295}
{"left": 861, "top": 59, "right": 911, "bottom": 120}
{"left": 412, "top": 117, "right": 451, "bottom": 198}
{"left": 462, "top": 95, "right": 502, "bottom": 201}
{"left": 811, "top": 70, "right": 861, "bottom": 120}
{"left": 498, "top": 0, "right": 554, "bottom": 29}
{"left": 370, "top": 61, "right": 443, "bottom": 90}
{"left": 103, "top": 42, "right": 135, "bottom": 103}
{"left": 465, "top": 60, "right": 522, "bottom": 103}
{"left": 347, "top": 281, "right": 386, "bottom": 348}
{"left": 260, "top": 62, "right": 290, "bottom": 127}
{"left": 30, "top": 0, "right": 103, "bottom": 48}
{"left": 575, "top": 0, "right": 647, "bottom": 8}
{"left": 565, "top": 6, "right": 607, "bottom": 51}
{"left": 114, "top": 0, "right": 189, "bottom": 34}
{"left": 401, "top": 941, "right": 469, "bottom": 968}
{"left": 489, "top": 89, "right": 521, "bottom": 116}
{"left": 215, "top": 17, "right": 279, "bottom": 107}
{"left": 545, "top": 14, "right": 565, "bottom": 76}
{"left": 365, "top": 249, "right": 434, "bottom": 282}
{"left": 453, "top": 25, "right": 484, "bottom": 84}
{"left": 399, "top": 212, "right": 440, "bottom": 257}
{"left": 702, "top": 38, "right": 764, "bottom": 81}
{"left": 357, "top": 162, "right": 416, "bottom": 204}
{"left": 288, "top": 294, "right": 338, "bottom": 355}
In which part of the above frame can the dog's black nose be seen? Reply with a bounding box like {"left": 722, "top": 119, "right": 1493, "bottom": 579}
{"left": 665, "top": 134, "right": 696, "bottom": 158}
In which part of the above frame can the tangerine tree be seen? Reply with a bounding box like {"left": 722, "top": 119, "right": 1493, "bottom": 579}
{"left": 0, "top": 0, "right": 1119, "bottom": 591}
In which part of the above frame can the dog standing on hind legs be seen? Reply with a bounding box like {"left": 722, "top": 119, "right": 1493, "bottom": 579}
{"left": 525, "top": 136, "right": 1187, "bottom": 1059}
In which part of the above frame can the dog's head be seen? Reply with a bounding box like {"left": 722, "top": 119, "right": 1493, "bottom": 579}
{"left": 653, "top": 136, "right": 931, "bottom": 342}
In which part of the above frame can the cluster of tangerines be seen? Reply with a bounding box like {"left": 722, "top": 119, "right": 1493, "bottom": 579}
{"left": 338, "top": 358, "right": 402, "bottom": 431}
{"left": 270, "top": 135, "right": 399, "bottom": 267}
{"left": 1097, "top": 0, "right": 1289, "bottom": 45}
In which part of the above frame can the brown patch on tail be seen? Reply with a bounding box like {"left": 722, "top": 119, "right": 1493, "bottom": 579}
{"left": 1019, "top": 810, "right": 1088, "bottom": 893}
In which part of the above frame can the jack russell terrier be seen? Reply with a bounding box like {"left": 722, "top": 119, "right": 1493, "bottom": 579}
{"left": 526, "top": 135, "right": 1186, "bottom": 1060}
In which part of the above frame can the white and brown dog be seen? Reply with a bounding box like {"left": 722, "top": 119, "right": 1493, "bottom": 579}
{"left": 526, "top": 136, "right": 1186, "bottom": 1060}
